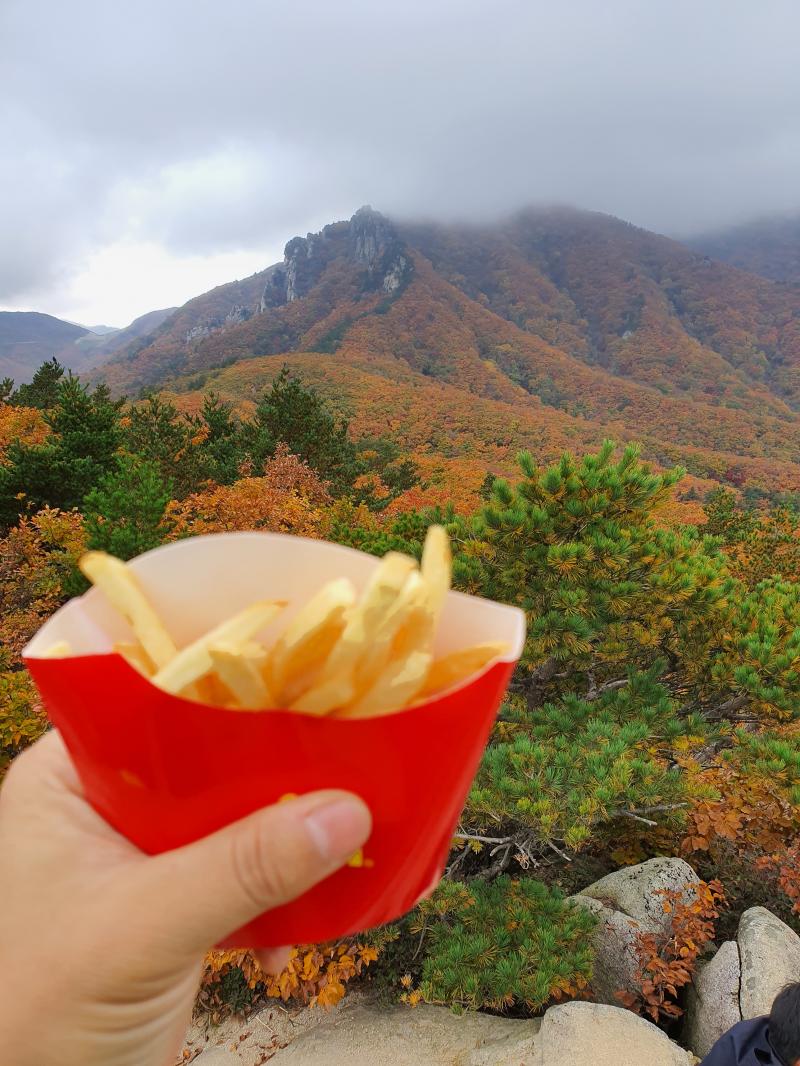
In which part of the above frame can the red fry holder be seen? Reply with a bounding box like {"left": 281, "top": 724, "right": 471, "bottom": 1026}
{"left": 23, "top": 532, "right": 525, "bottom": 947}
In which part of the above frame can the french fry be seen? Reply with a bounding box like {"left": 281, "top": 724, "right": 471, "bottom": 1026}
{"left": 41, "top": 641, "right": 72, "bottom": 658}
{"left": 418, "top": 641, "right": 509, "bottom": 698}
{"left": 421, "top": 525, "right": 451, "bottom": 625}
{"left": 320, "top": 552, "right": 416, "bottom": 686}
{"left": 114, "top": 641, "right": 155, "bottom": 677}
{"left": 69, "top": 526, "right": 492, "bottom": 717}
{"left": 352, "top": 571, "right": 428, "bottom": 694}
{"left": 294, "top": 552, "right": 417, "bottom": 714}
{"left": 80, "top": 551, "right": 178, "bottom": 670}
{"left": 153, "top": 600, "right": 285, "bottom": 695}
{"left": 289, "top": 674, "right": 355, "bottom": 716}
{"left": 341, "top": 649, "right": 433, "bottom": 718}
{"left": 209, "top": 642, "right": 273, "bottom": 710}
{"left": 267, "top": 578, "right": 356, "bottom": 704}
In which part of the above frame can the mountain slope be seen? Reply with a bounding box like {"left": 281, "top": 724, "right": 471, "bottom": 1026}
{"left": 0, "top": 307, "right": 177, "bottom": 384}
{"left": 0, "top": 312, "right": 89, "bottom": 382}
{"left": 97, "top": 206, "right": 800, "bottom": 497}
{"left": 71, "top": 307, "right": 177, "bottom": 366}
{"left": 688, "top": 215, "right": 800, "bottom": 285}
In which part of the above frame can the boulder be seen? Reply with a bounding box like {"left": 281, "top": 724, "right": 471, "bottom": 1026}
{"left": 268, "top": 1000, "right": 531, "bottom": 1066}
{"left": 579, "top": 857, "right": 699, "bottom": 937}
{"left": 190, "top": 997, "right": 694, "bottom": 1066}
{"left": 527, "top": 1002, "right": 692, "bottom": 1065}
{"left": 738, "top": 906, "right": 800, "bottom": 1018}
{"left": 571, "top": 858, "right": 701, "bottom": 1005}
{"left": 684, "top": 940, "right": 741, "bottom": 1059}
{"left": 569, "top": 894, "right": 646, "bottom": 1004}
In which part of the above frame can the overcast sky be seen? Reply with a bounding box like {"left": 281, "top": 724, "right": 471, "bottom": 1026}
{"left": 2, "top": 0, "right": 800, "bottom": 327}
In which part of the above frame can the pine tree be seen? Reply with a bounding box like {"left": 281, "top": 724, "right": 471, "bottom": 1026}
{"left": 10, "top": 358, "right": 65, "bottom": 409}
{"left": 199, "top": 392, "right": 245, "bottom": 484}
{"left": 468, "top": 664, "right": 690, "bottom": 850}
{"left": 466, "top": 441, "right": 732, "bottom": 708}
{"left": 0, "top": 375, "right": 122, "bottom": 528}
{"left": 413, "top": 877, "right": 595, "bottom": 1010}
{"left": 123, "top": 395, "right": 209, "bottom": 498}
{"left": 246, "top": 367, "right": 360, "bottom": 495}
{"left": 83, "top": 454, "right": 174, "bottom": 560}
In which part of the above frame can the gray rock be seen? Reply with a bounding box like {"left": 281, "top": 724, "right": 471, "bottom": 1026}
{"left": 529, "top": 1002, "right": 692, "bottom": 1065}
{"left": 194, "top": 1051, "right": 241, "bottom": 1065}
{"left": 580, "top": 857, "right": 699, "bottom": 937}
{"left": 684, "top": 940, "right": 741, "bottom": 1058}
{"left": 738, "top": 906, "right": 800, "bottom": 1018}
{"left": 269, "top": 1000, "right": 528, "bottom": 1066}
{"left": 570, "top": 894, "right": 646, "bottom": 1005}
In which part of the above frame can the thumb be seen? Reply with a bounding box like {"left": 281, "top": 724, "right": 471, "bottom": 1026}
{"left": 133, "top": 791, "right": 371, "bottom": 954}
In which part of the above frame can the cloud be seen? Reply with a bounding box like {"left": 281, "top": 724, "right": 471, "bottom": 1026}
{"left": 3, "top": 0, "right": 800, "bottom": 321}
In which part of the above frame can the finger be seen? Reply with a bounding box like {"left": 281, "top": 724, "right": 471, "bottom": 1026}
{"left": 136, "top": 791, "right": 371, "bottom": 954}
{"left": 254, "top": 946, "right": 292, "bottom": 975}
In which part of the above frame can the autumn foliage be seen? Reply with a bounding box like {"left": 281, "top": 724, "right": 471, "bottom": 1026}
{"left": 1, "top": 351, "right": 799, "bottom": 1026}
{"left": 199, "top": 942, "right": 379, "bottom": 1020}
{"left": 617, "top": 880, "right": 726, "bottom": 1023}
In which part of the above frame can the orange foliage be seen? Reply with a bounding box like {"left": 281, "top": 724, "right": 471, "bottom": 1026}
{"left": 0, "top": 404, "right": 47, "bottom": 461}
{"left": 617, "top": 880, "right": 725, "bottom": 1023}
{"left": 0, "top": 508, "right": 86, "bottom": 659}
{"left": 200, "top": 941, "right": 378, "bottom": 1019}
{"left": 167, "top": 445, "right": 332, "bottom": 539}
{"left": 681, "top": 763, "right": 798, "bottom": 860}
{"left": 384, "top": 453, "right": 487, "bottom": 516}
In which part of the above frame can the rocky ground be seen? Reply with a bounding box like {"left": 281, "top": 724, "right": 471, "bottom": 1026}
{"left": 178, "top": 858, "right": 800, "bottom": 1065}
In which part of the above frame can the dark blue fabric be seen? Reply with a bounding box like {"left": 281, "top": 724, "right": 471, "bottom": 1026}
{"left": 700, "top": 1017, "right": 785, "bottom": 1066}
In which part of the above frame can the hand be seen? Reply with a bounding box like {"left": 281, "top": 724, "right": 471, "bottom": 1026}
{"left": 0, "top": 731, "right": 371, "bottom": 1066}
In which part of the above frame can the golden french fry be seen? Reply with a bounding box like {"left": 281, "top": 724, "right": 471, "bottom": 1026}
{"left": 114, "top": 641, "right": 155, "bottom": 677}
{"left": 419, "top": 641, "right": 509, "bottom": 698}
{"left": 352, "top": 571, "right": 428, "bottom": 693}
{"left": 289, "top": 674, "right": 355, "bottom": 715}
{"left": 321, "top": 552, "right": 416, "bottom": 685}
{"left": 80, "top": 551, "right": 177, "bottom": 670}
{"left": 198, "top": 673, "right": 232, "bottom": 705}
{"left": 209, "top": 642, "right": 273, "bottom": 710}
{"left": 267, "top": 578, "right": 356, "bottom": 703}
{"left": 153, "top": 600, "right": 285, "bottom": 695}
{"left": 341, "top": 649, "right": 433, "bottom": 718}
{"left": 421, "top": 525, "right": 451, "bottom": 624}
{"left": 41, "top": 640, "right": 72, "bottom": 658}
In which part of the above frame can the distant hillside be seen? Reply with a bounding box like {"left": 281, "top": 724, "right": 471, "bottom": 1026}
{"left": 96, "top": 205, "right": 800, "bottom": 497}
{"left": 0, "top": 312, "right": 88, "bottom": 383}
{"left": 688, "top": 214, "right": 800, "bottom": 285}
{"left": 72, "top": 307, "right": 177, "bottom": 365}
{"left": 0, "top": 307, "right": 176, "bottom": 384}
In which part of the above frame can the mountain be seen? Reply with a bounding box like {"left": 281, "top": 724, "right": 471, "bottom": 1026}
{"left": 0, "top": 312, "right": 89, "bottom": 383}
{"left": 71, "top": 307, "right": 177, "bottom": 365}
{"left": 688, "top": 214, "right": 800, "bottom": 285}
{"left": 96, "top": 206, "right": 800, "bottom": 497}
{"left": 0, "top": 307, "right": 176, "bottom": 384}
{"left": 84, "top": 324, "right": 120, "bottom": 335}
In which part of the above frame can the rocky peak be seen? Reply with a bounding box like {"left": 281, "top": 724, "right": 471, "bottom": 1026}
{"left": 260, "top": 207, "right": 412, "bottom": 311}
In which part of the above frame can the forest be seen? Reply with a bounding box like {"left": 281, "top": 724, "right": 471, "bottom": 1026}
{"left": 1, "top": 357, "right": 799, "bottom": 1025}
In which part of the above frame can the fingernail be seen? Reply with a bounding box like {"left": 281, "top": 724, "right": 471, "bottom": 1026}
{"left": 304, "top": 797, "right": 371, "bottom": 862}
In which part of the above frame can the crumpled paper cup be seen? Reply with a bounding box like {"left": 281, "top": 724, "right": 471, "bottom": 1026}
{"left": 23, "top": 532, "right": 525, "bottom": 947}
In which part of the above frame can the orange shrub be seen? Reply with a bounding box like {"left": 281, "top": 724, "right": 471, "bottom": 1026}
{"left": 167, "top": 445, "right": 332, "bottom": 538}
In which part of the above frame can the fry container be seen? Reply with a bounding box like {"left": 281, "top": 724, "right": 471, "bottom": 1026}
{"left": 23, "top": 532, "right": 525, "bottom": 947}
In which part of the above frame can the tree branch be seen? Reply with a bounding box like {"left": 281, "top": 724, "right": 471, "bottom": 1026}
{"left": 525, "top": 656, "right": 560, "bottom": 711}
{"left": 586, "top": 677, "right": 628, "bottom": 701}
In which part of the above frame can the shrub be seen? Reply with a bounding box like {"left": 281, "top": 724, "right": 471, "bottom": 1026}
{"left": 617, "top": 879, "right": 725, "bottom": 1022}
{"left": 409, "top": 877, "right": 596, "bottom": 1011}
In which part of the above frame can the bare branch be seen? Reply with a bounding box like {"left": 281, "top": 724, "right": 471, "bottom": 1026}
{"left": 586, "top": 677, "right": 629, "bottom": 701}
